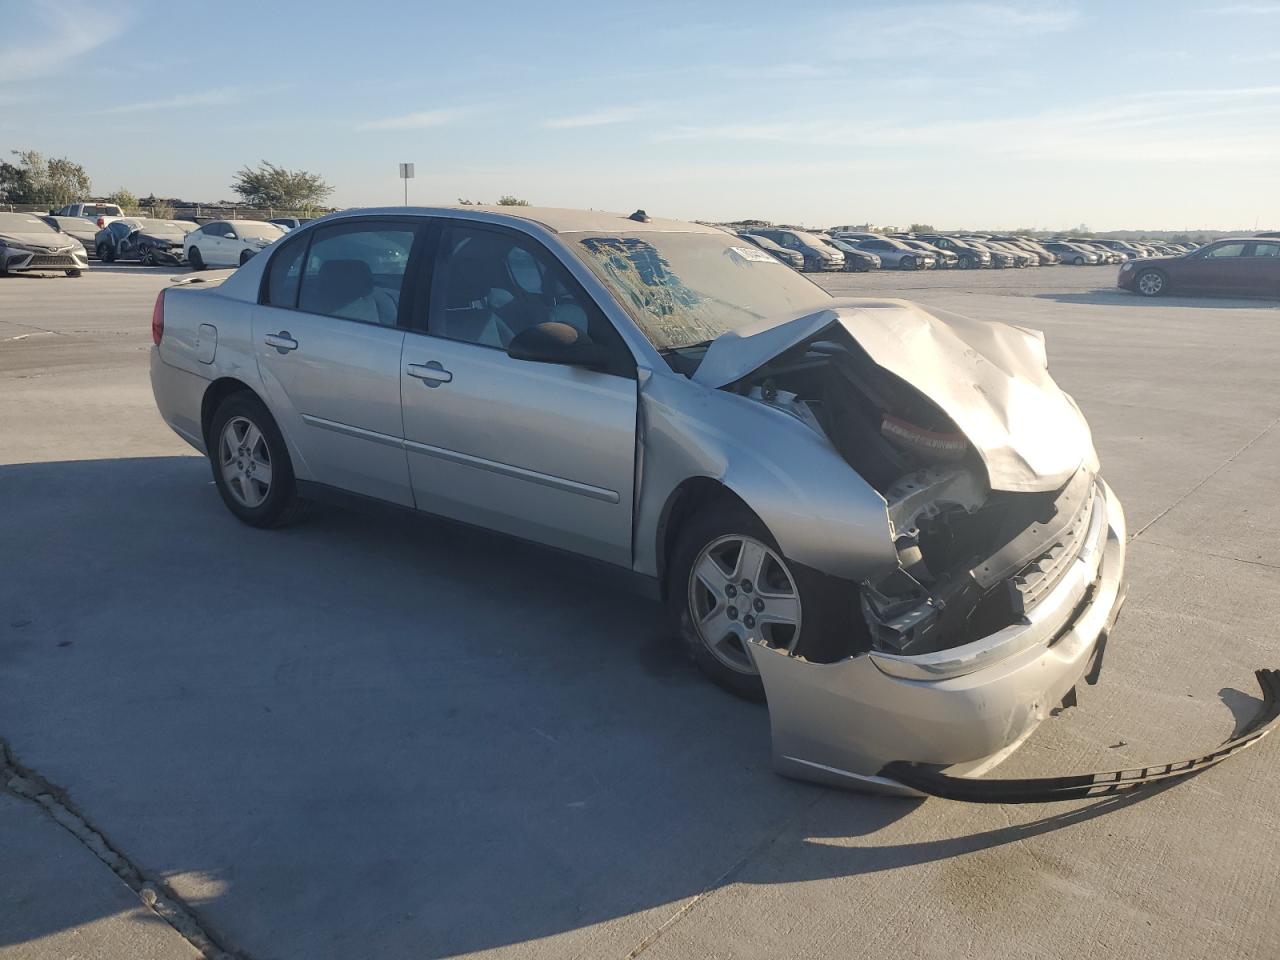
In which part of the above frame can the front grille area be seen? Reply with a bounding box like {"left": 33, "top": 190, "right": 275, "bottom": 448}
{"left": 28, "top": 253, "right": 78, "bottom": 267}
{"left": 1012, "top": 483, "right": 1100, "bottom": 610}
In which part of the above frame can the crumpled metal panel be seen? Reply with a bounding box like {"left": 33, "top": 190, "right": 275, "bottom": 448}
{"left": 692, "top": 299, "right": 1097, "bottom": 493}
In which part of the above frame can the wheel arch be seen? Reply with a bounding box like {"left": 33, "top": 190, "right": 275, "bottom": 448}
{"left": 655, "top": 477, "right": 756, "bottom": 599}
{"left": 201, "top": 376, "right": 260, "bottom": 447}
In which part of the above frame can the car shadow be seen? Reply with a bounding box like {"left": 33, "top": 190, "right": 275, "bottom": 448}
{"left": 0, "top": 455, "right": 1178, "bottom": 958}
{"left": 1035, "top": 289, "right": 1278, "bottom": 309}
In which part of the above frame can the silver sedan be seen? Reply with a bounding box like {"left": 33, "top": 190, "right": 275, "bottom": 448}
{"left": 150, "top": 205, "right": 1129, "bottom": 796}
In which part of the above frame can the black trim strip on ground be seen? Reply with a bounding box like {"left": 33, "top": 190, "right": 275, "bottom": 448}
{"left": 880, "top": 668, "right": 1280, "bottom": 803}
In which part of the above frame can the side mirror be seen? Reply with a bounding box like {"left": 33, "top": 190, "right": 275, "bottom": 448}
{"left": 506, "top": 322, "right": 610, "bottom": 370}
{"left": 224, "top": 232, "right": 236, "bottom": 239}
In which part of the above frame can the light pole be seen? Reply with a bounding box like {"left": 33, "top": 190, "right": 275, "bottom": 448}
{"left": 399, "top": 163, "right": 414, "bottom": 206}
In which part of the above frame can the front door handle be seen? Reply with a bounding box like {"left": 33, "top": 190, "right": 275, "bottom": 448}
{"left": 264, "top": 332, "right": 298, "bottom": 353}
{"left": 405, "top": 360, "right": 453, "bottom": 387}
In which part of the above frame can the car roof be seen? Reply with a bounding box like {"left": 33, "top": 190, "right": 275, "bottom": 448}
{"left": 323, "top": 205, "right": 723, "bottom": 235}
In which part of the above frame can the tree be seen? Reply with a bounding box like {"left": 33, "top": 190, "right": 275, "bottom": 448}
{"left": 230, "top": 161, "right": 332, "bottom": 210}
{"left": 107, "top": 188, "right": 139, "bottom": 213}
{"left": 908, "top": 223, "right": 935, "bottom": 233}
{"left": 0, "top": 150, "right": 90, "bottom": 205}
{"left": 496, "top": 195, "right": 530, "bottom": 206}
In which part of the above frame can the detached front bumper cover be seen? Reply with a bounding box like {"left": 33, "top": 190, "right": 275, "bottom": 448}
{"left": 882, "top": 668, "right": 1280, "bottom": 803}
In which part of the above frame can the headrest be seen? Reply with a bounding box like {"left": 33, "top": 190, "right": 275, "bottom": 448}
{"left": 315, "top": 259, "right": 373, "bottom": 307}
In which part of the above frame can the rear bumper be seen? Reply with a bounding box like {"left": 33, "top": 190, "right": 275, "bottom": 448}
{"left": 751, "top": 479, "right": 1128, "bottom": 796}
{"left": 150, "top": 348, "right": 210, "bottom": 454}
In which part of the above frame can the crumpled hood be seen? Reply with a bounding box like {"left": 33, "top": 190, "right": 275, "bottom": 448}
{"left": 692, "top": 298, "right": 1097, "bottom": 493}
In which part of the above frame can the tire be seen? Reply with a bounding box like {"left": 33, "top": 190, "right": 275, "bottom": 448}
{"left": 958, "top": 255, "right": 973, "bottom": 269}
{"left": 1134, "top": 269, "right": 1168, "bottom": 297}
{"left": 207, "top": 392, "right": 307, "bottom": 528}
{"left": 140, "top": 245, "right": 155, "bottom": 266}
{"left": 65, "top": 269, "right": 81, "bottom": 277}
{"left": 99, "top": 243, "right": 115, "bottom": 263}
{"left": 1071, "top": 256, "right": 1084, "bottom": 265}
{"left": 666, "top": 501, "right": 854, "bottom": 701}
{"left": 239, "top": 250, "right": 252, "bottom": 266}
{"left": 188, "top": 246, "right": 205, "bottom": 271}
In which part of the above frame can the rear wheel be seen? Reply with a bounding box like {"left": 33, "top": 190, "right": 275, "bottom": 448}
{"left": 1071, "top": 256, "right": 1085, "bottom": 265}
{"left": 65, "top": 269, "right": 81, "bottom": 277}
{"left": 1135, "top": 269, "right": 1167, "bottom": 297}
{"left": 668, "top": 502, "right": 852, "bottom": 701}
{"left": 188, "top": 245, "right": 205, "bottom": 271}
{"left": 208, "top": 392, "right": 307, "bottom": 528}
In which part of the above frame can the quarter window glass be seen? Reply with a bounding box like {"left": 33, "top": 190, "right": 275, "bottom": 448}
{"left": 1206, "top": 243, "right": 1246, "bottom": 258}
{"left": 265, "top": 235, "right": 309, "bottom": 308}
{"left": 297, "top": 223, "right": 414, "bottom": 326}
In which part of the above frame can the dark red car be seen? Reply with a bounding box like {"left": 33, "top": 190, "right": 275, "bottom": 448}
{"left": 1118, "top": 237, "right": 1280, "bottom": 297}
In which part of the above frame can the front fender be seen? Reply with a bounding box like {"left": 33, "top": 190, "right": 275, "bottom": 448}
{"left": 634, "top": 371, "right": 898, "bottom": 582}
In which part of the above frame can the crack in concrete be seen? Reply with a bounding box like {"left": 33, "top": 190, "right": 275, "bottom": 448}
{"left": 0, "top": 737, "right": 244, "bottom": 960}
{"left": 1131, "top": 415, "right": 1280, "bottom": 542}
{"left": 623, "top": 790, "right": 827, "bottom": 959}
{"left": 1135, "top": 537, "right": 1280, "bottom": 572}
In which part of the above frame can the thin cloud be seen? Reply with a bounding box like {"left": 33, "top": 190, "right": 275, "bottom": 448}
{"left": 103, "top": 88, "right": 245, "bottom": 114}
{"left": 359, "top": 108, "right": 468, "bottom": 131}
{"left": 826, "top": 2, "right": 1079, "bottom": 59}
{"left": 544, "top": 105, "right": 651, "bottom": 129}
{"left": 0, "top": 1, "right": 128, "bottom": 84}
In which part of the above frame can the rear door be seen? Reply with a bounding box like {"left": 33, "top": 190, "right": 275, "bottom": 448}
{"left": 252, "top": 218, "right": 421, "bottom": 505}
{"left": 1242, "top": 241, "right": 1280, "bottom": 296}
{"left": 399, "top": 220, "right": 638, "bottom": 566}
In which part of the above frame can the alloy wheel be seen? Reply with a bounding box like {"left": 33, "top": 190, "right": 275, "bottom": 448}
{"left": 688, "top": 534, "right": 802, "bottom": 674}
{"left": 218, "top": 416, "right": 273, "bottom": 508}
{"left": 1137, "top": 271, "right": 1165, "bottom": 296}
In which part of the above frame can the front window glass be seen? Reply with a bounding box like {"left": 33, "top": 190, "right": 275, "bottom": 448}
{"left": 1206, "top": 243, "right": 1246, "bottom": 258}
{"left": 570, "top": 230, "right": 831, "bottom": 351}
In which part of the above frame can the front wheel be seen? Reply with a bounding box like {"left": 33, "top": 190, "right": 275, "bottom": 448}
{"left": 188, "top": 246, "right": 205, "bottom": 271}
{"left": 1072, "top": 256, "right": 1084, "bottom": 265}
{"left": 140, "top": 245, "right": 155, "bottom": 266}
{"left": 208, "top": 392, "right": 307, "bottom": 528}
{"left": 239, "top": 250, "right": 252, "bottom": 266}
{"left": 1135, "top": 269, "right": 1167, "bottom": 297}
{"left": 65, "top": 269, "right": 82, "bottom": 277}
{"left": 668, "top": 503, "right": 852, "bottom": 700}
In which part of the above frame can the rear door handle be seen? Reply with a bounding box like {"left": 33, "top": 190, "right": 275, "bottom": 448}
{"left": 264, "top": 332, "right": 298, "bottom": 353}
{"left": 405, "top": 361, "right": 452, "bottom": 386}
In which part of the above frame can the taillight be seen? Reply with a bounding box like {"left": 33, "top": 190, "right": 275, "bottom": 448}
{"left": 151, "top": 290, "right": 165, "bottom": 345}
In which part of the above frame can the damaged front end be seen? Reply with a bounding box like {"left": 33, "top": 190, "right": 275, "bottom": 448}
{"left": 696, "top": 301, "right": 1137, "bottom": 794}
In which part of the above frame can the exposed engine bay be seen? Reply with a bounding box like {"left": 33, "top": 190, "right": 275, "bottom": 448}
{"left": 725, "top": 330, "right": 1096, "bottom": 661}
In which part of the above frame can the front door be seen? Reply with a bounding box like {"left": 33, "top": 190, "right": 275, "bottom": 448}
{"left": 400, "top": 221, "right": 638, "bottom": 566}
{"left": 251, "top": 219, "right": 420, "bottom": 505}
{"left": 1177, "top": 241, "right": 1252, "bottom": 294}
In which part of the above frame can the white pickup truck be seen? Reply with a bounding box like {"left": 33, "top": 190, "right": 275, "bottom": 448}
{"left": 50, "top": 202, "right": 125, "bottom": 229}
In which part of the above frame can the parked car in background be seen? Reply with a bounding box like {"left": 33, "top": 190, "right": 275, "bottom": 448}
{"left": 185, "top": 219, "right": 286, "bottom": 269}
{"left": 39, "top": 215, "right": 99, "bottom": 257}
{"left": 735, "top": 232, "right": 805, "bottom": 270}
{"left": 1080, "top": 238, "right": 1142, "bottom": 260}
{"left": 745, "top": 228, "right": 843, "bottom": 271}
{"left": 914, "top": 235, "right": 992, "bottom": 269}
{"left": 990, "top": 236, "right": 1057, "bottom": 265}
{"left": 851, "top": 237, "right": 935, "bottom": 270}
{"left": 1041, "top": 240, "right": 1101, "bottom": 265}
{"left": 269, "top": 217, "right": 310, "bottom": 232}
{"left": 958, "top": 238, "right": 1017, "bottom": 268}
{"left": 1119, "top": 237, "right": 1280, "bottom": 298}
{"left": 976, "top": 239, "right": 1036, "bottom": 267}
{"left": 899, "top": 239, "right": 957, "bottom": 268}
{"left": 149, "top": 204, "right": 1129, "bottom": 796}
{"left": 96, "top": 218, "right": 197, "bottom": 265}
{"left": 1063, "top": 239, "right": 1123, "bottom": 264}
{"left": 0, "top": 212, "right": 88, "bottom": 276}
{"left": 49, "top": 201, "right": 124, "bottom": 228}
{"left": 822, "top": 237, "right": 882, "bottom": 272}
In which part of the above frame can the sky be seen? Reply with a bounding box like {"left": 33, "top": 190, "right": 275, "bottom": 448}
{"left": 2, "top": 0, "right": 1279, "bottom": 231}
